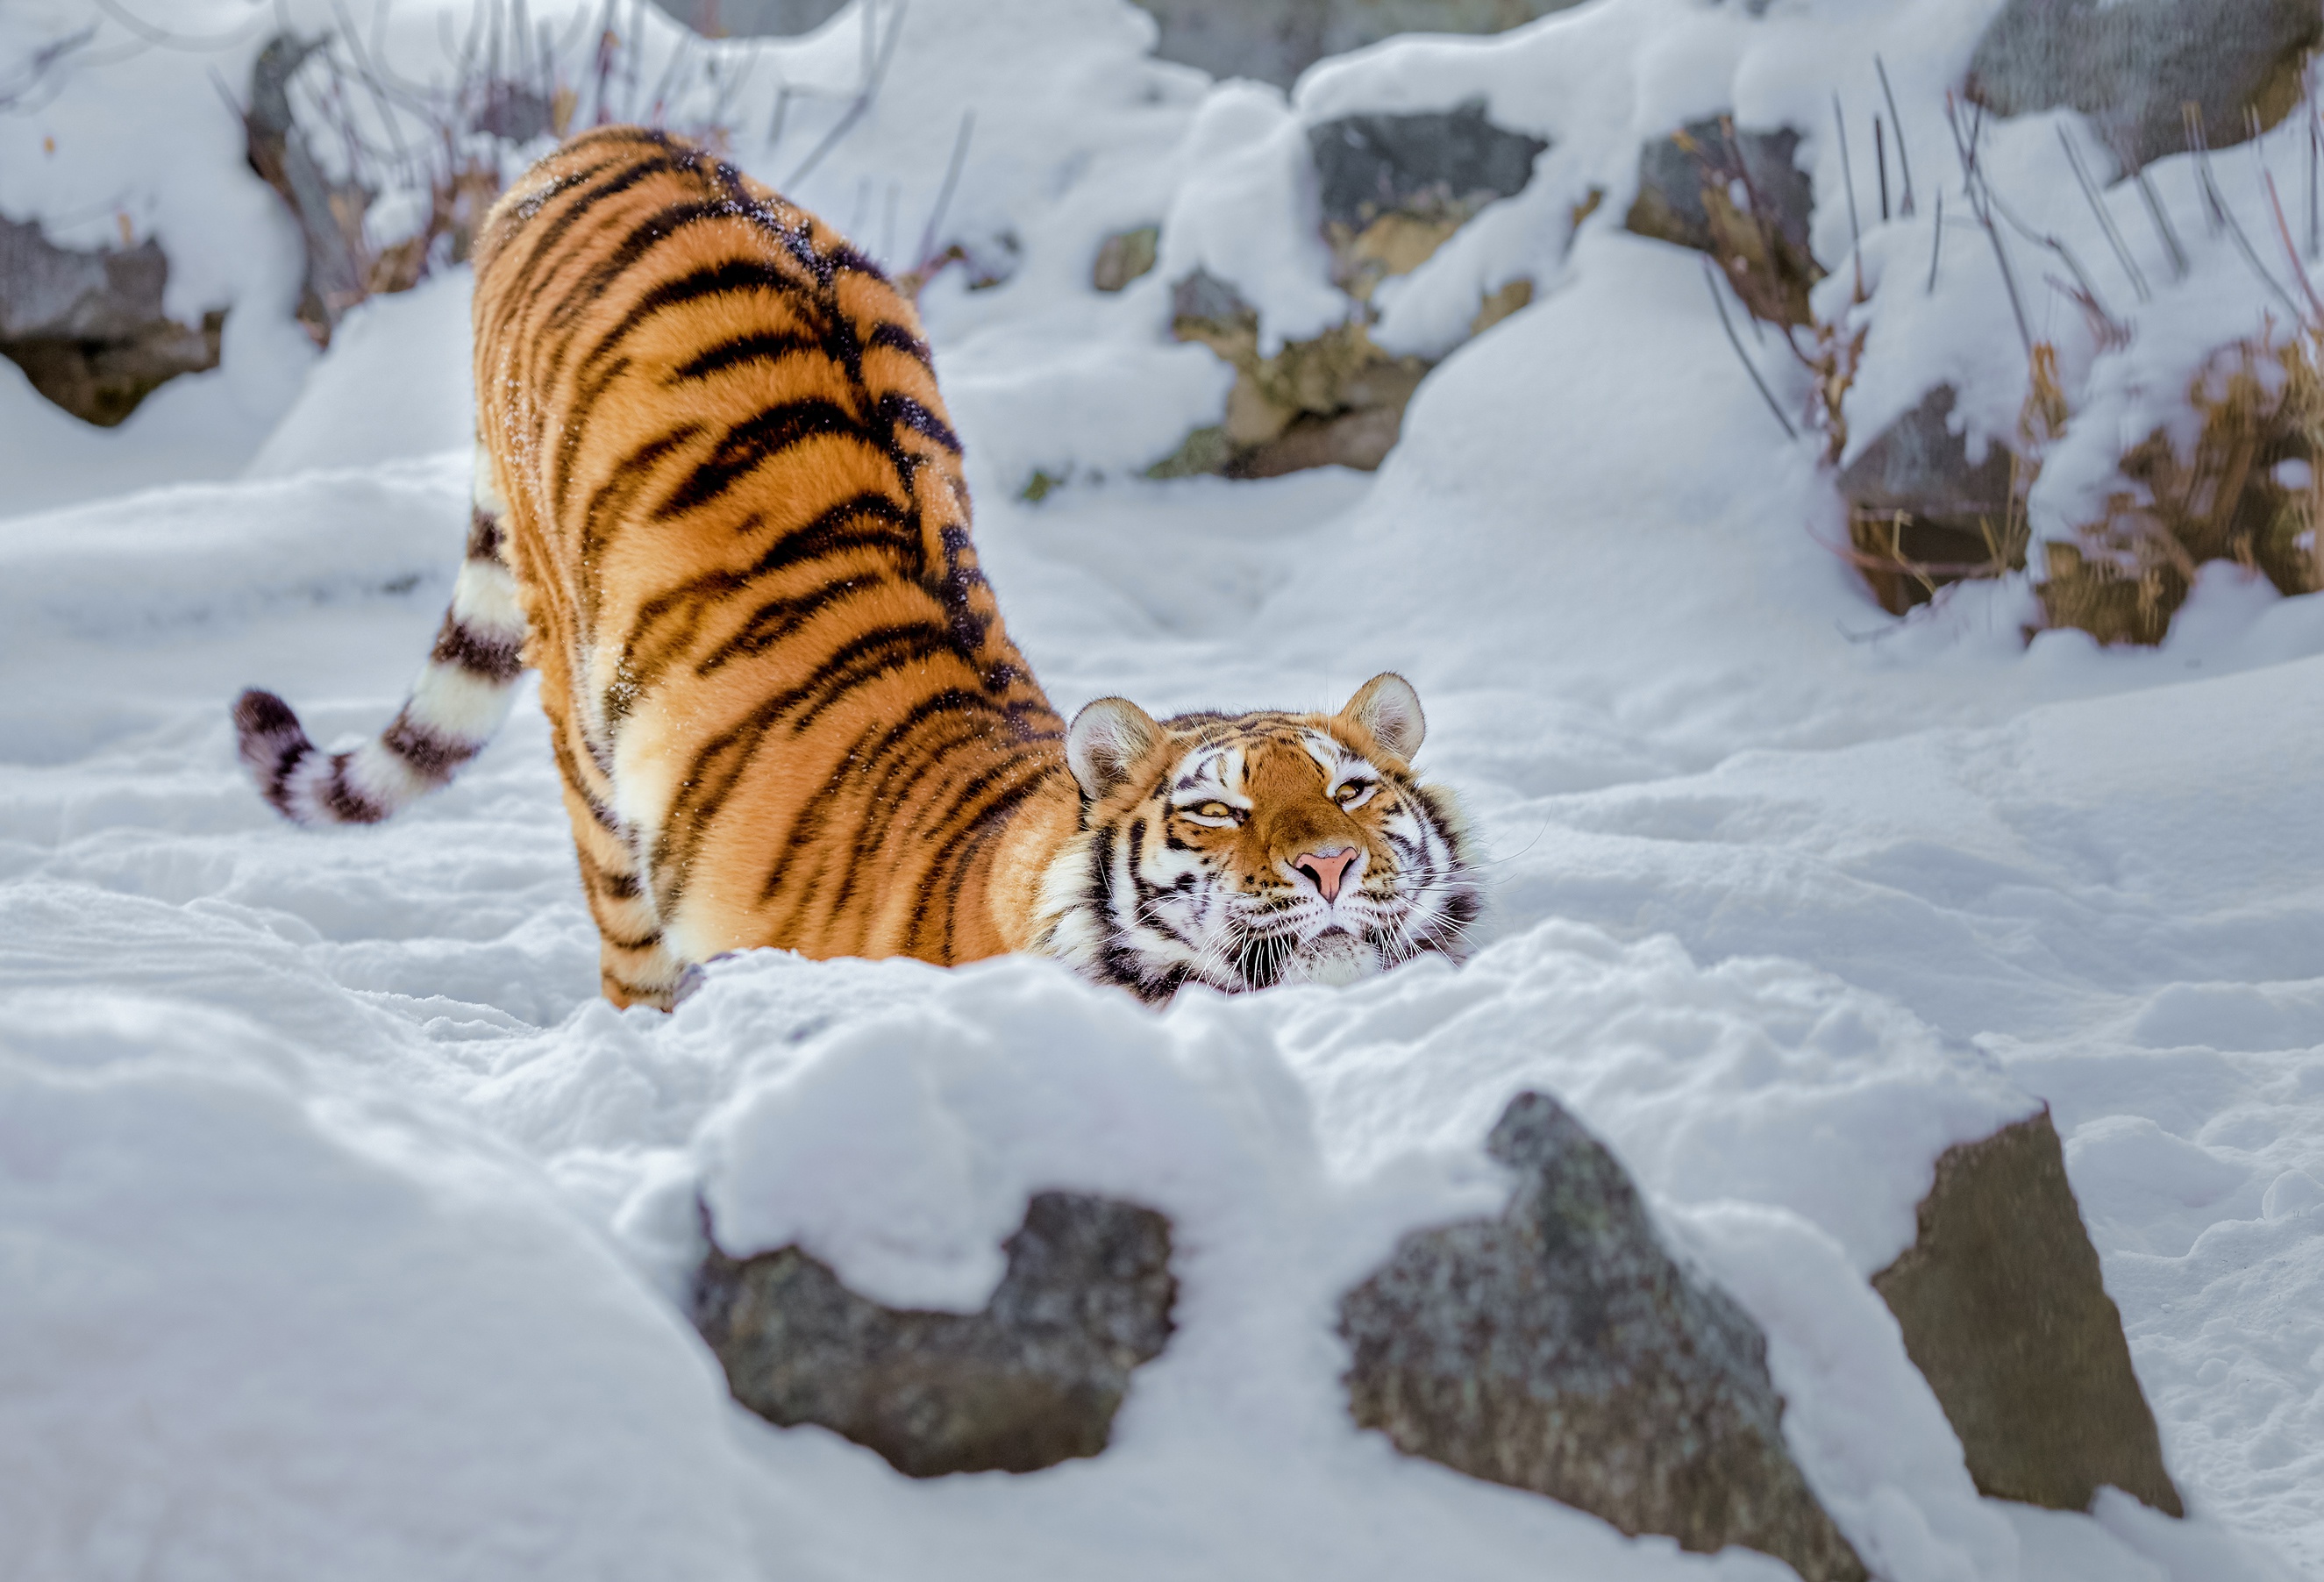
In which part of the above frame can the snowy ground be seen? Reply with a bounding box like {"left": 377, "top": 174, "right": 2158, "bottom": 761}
{"left": 5, "top": 1, "right": 2324, "bottom": 1578}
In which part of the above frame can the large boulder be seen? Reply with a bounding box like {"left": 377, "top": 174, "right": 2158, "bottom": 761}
{"left": 1308, "top": 101, "right": 1547, "bottom": 298}
{"left": 1160, "top": 268, "right": 1431, "bottom": 478}
{"left": 1627, "top": 117, "right": 1820, "bottom": 325}
{"left": 1872, "top": 1108, "right": 2185, "bottom": 1515}
{"left": 1123, "top": 0, "right": 1584, "bottom": 90}
{"left": 652, "top": 0, "right": 848, "bottom": 35}
{"left": 1836, "top": 384, "right": 2025, "bottom": 615}
{"left": 1966, "top": 0, "right": 2320, "bottom": 175}
{"left": 1338, "top": 1093, "right": 1869, "bottom": 1582}
{"left": 0, "top": 214, "right": 222, "bottom": 426}
{"left": 692, "top": 1191, "right": 1176, "bottom": 1477}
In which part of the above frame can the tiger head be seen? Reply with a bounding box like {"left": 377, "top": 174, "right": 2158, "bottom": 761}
{"left": 1034, "top": 673, "right": 1481, "bottom": 1001}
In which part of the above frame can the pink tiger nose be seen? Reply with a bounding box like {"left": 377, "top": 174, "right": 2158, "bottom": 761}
{"left": 1294, "top": 847, "right": 1358, "bottom": 903}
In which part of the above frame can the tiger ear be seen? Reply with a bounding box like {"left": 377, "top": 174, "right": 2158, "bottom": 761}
{"left": 1067, "top": 697, "right": 1163, "bottom": 801}
{"left": 1338, "top": 673, "right": 1425, "bottom": 760}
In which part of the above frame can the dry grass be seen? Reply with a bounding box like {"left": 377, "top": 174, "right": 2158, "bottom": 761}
{"left": 2038, "top": 333, "right": 2324, "bottom": 643}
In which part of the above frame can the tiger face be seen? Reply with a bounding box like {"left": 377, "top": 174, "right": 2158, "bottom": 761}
{"left": 1034, "top": 673, "right": 1480, "bottom": 1000}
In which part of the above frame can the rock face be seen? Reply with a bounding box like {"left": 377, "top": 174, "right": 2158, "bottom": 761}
{"left": 1091, "top": 224, "right": 1160, "bottom": 293}
{"left": 1339, "top": 1093, "right": 1869, "bottom": 1582}
{"left": 0, "top": 215, "right": 223, "bottom": 426}
{"left": 652, "top": 0, "right": 849, "bottom": 37}
{"left": 1308, "top": 101, "right": 1547, "bottom": 297}
{"left": 1836, "top": 385, "right": 2026, "bottom": 615}
{"left": 1873, "top": 1109, "right": 2185, "bottom": 1516}
{"left": 1966, "top": 0, "right": 2320, "bottom": 174}
{"left": 1627, "top": 117, "right": 1819, "bottom": 324}
{"left": 1163, "top": 269, "right": 1431, "bottom": 478}
{"left": 1125, "top": 0, "right": 1585, "bottom": 90}
{"left": 692, "top": 1191, "right": 1176, "bottom": 1478}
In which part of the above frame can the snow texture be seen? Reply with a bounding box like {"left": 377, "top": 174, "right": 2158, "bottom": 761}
{"left": 3, "top": 0, "right": 2322, "bottom": 1578}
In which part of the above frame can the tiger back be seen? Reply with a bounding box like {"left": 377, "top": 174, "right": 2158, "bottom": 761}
{"left": 234, "top": 127, "right": 1479, "bottom": 1008}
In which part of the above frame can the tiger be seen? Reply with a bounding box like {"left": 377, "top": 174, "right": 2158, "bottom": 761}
{"left": 232, "top": 126, "right": 1479, "bottom": 1009}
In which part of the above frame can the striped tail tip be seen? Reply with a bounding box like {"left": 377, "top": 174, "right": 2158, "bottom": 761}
{"left": 233, "top": 687, "right": 332, "bottom": 823}
{"left": 233, "top": 686, "right": 404, "bottom": 826}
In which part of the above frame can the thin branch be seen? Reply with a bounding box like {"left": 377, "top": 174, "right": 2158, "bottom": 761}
{"left": 1875, "top": 115, "right": 1890, "bottom": 224}
{"left": 0, "top": 24, "right": 96, "bottom": 112}
{"left": 2189, "top": 103, "right": 2301, "bottom": 318}
{"left": 89, "top": 0, "right": 269, "bottom": 50}
{"left": 914, "top": 106, "right": 973, "bottom": 267}
{"left": 1833, "top": 94, "right": 1864, "bottom": 298}
{"left": 1926, "top": 188, "right": 1944, "bottom": 294}
{"left": 2262, "top": 166, "right": 2324, "bottom": 324}
{"left": 1945, "top": 91, "right": 2033, "bottom": 357}
{"left": 2132, "top": 166, "right": 2189, "bottom": 281}
{"left": 2057, "top": 123, "right": 2149, "bottom": 303}
{"left": 1703, "top": 257, "right": 1798, "bottom": 439}
{"left": 1875, "top": 54, "right": 1915, "bottom": 215}
{"left": 786, "top": 0, "right": 909, "bottom": 187}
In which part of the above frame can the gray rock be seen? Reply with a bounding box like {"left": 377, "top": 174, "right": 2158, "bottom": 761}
{"left": 693, "top": 1191, "right": 1176, "bottom": 1478}
{"left": 1626, "top": 116, "right": 1819, "bottom": 324}
{"left": 1873, "top": 1109, "right": 2185, "bottom": 1516}
{"left": 1308, "top": 100, "right": 1547, "bottom": 235}
{"left": 1836, "top": 384, "right": 2025, "bottom": 613}
{"left": 652, "top": 0, "right": 848, "bottom": 36}
{"left": 0, "top": 214, "right": 222, "bottom": 427}
{"left": 1092, "top": 224, "right": 1160, "bottom": 293}
{"left": 1966, "top": 0, "right": 2320, "bottom": 174}
{"left": 1125, "top": 0, "right": 1586, "bottom": 91}
{"left": 1339, "top": 1093, "right": 1868, "bottom": 1582}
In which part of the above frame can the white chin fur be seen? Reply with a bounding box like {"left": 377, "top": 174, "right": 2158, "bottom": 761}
{"left": 1280, "top": 933, "right": 1380, "bottom": 987}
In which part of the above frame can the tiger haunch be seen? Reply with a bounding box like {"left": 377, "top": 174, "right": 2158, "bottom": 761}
{"left": 234, "top": 127, "right": 1478, "bottom": 1007}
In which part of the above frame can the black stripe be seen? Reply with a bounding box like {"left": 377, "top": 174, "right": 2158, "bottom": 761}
{"left": 878, "top": 391, "right": 961, "bottom": 454}
{"left": 466, "top": 507, "right": 504, "bottom": 561}
{"left": 669, "top": 329, "right": 822, "bottom": 384}
{"left": 619, "top": 492, "right": 915, "bottom": 696}
{"left": 576, "top": 260, "right": 817, "bottom": 388}
{"left": 577, "top": 423, "right": 707, "bottom": 602}
{"left": 495, "top": 153, "right": 694, "bottom": 333}
{"left": 866, "top": 320, "right": 933, "bottom": 366}
{"left": 548, "top": 200, "right": 752, "bottom": 331}
{"left": 654, "top": 399, "right": 873, "bottom": 520}
{"left": 429, "top": 611, "right": 524, "bottom": 683}
{"left": 381, "top": 716, "right": 478, "bottom": 780}
{"left": 693, "top": 571, "right": 879, "bottom": 677}
{"left": 320, "top": 755, "right": 387, "bottom": 824}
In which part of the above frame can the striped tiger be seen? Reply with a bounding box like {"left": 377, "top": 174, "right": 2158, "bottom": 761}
{"left": 233, "top": 127, "right": 1479, "bottom": 1008}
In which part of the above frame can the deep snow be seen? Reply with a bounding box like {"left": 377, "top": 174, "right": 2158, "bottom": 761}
{"left": 4, "top": 0, "right": 2323, "bottom": 1578}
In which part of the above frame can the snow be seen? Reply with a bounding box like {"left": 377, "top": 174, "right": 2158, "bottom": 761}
{"left": 4, "top": 0, "right": 2324, "bottom": 1578}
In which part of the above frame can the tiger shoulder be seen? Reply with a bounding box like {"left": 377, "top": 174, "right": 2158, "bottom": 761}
{"left": 233, "top": 126, "right": 1480, "bottom": 1007}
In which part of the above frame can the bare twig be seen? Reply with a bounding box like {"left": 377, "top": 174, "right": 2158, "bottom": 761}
{"left": 914, "top": 107, "right": 974, "bottom": 267}
{"left": 1875, "top": 54, "right": 1915, "bottom": 215}
{"left": 2132, "top": 166, "right": 2189, "bottom": 281}
{"left": 89, "top": 0, "right": 269, "bottom": 50}
{"left": 786, "top": 0, "right": 909, "bottom": 187}
{"left": 1703, "top": 257, "right": 1798, "bottom": 439}
{"left": 0, "top": 24, "right": 96, "bottom": 111}
{"left": 1946, "top": 91, "right": 2034, "bottom": 356}
{"left": 1985, "top": 178, "right": 2121, "bottom": 332}
{"left": 1833, "top": 94, "right": 1864, "bottom": 297}
{"left": 2189, "top": 103, "right": 2302, "bottom": 317}
{"left": 2057, "top": 123, "right": 2149, "bottom": 303}
{"left": 2262, "top": 167, "right": 2324, "bottom": 324}
{"left": 1875, "top": 115, "right": 1890, "bottom": 223}
{"left": 1926, "top": 188, "right": 1944, "bottom": 294}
